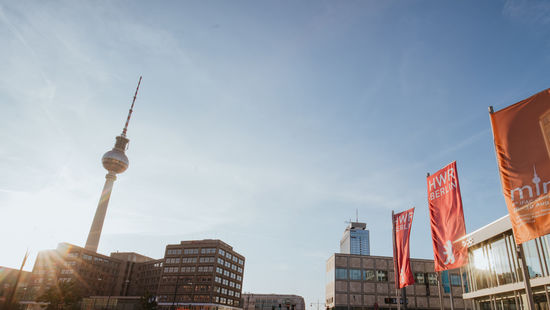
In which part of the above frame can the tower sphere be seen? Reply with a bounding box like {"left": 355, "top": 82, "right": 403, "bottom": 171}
{"left": 101, "top": 136, "right": 130, "bottom": 174}
{"left": 102, "top": 149, "right": 129, "bottom": 173}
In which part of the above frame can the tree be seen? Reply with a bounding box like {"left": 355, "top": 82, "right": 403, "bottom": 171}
{"left": 36, "top": 282, "right": 81, "bottom": 310}
{"left": 139, "top": 291, "right": 157, "bottom": 310}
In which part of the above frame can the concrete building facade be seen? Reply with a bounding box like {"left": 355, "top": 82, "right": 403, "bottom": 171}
{"left": 326, "top": 253, "right": 468, "bottom": 310}
{"left": 242, "top": 294, "right": 306, "bottom": 310}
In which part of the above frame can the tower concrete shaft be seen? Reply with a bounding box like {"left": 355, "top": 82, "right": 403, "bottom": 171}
{"left": 85, "top": 172, "right": 116, "bottom": 252}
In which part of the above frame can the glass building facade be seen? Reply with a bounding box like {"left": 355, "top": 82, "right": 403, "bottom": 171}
{"left": 462, "top": 215, "right": 550, "bottom": 310}
{"left": 341, "top": 222, "right": 370, "bottom": 256}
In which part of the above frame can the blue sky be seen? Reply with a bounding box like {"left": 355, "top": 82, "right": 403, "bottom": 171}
{"left": 2, "top": 0, "right": 550, "bottom": 306}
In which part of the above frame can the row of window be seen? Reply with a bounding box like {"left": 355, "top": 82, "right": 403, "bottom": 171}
{"left": 164, "top": 266, "right": 216, "bottom": 273}
{"left": 214, "top": 276, "right": 242, "bottom": 289}
{"left": 335, "top": 268, "right": 388, "bottom": 281}
{"left": 217, "top": 249, "right": 244, "bottom": 265}
{"left": 213, "top": 296, "right": 240, "bottom": 306}
{"left": 167, "top": 248, "right": 216, "bottom": 255}
{"left": 215, "top": 267, "right": 242, "bottom": 281}
{"left": 213, "top": 286, "right": 241, "bottom": 298}
{"left": 335, "top": 268, "right": 462, "bottom": 287}
{"left": 464, "top": 231, "right": 550, "bottom": 292}
{"left": 220, "top": 259, "right": 243, "bottom": 273}
{"left": 166, "top": 256, "right": 218, "bottom": 264}
{"left": 165, "top": 249, "right": 244, "bottom": 266}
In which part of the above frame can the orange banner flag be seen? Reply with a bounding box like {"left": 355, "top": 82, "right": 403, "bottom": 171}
{"left": 427, "top": 161, "right": 468, "bottom": 271}
{"left": 490, "top": 88, "right": 550, "bottom": 244}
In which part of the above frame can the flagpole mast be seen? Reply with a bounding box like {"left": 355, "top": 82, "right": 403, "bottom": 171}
{"left": 449, "top": 273, "right": 454, "bottom": 310}
{"left": 517, "top": 244, "right": 535, "bottom": 310}
{"left": 392, "top": 211, "right": 400, "bottom": 310}
{"left": 427, "top": 171, "right": 445, "bottom": 310}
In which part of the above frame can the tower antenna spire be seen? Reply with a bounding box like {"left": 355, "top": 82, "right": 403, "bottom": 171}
{"left": 122, "top": 76, "right": 142, "bottom": 137}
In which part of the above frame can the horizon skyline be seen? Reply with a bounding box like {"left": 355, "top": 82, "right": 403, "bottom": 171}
{"left": 2, "top": 0, "right": 550, "bottom": 306}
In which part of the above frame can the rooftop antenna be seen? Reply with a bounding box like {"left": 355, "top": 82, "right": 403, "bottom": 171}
{"left": 356, "top": 209, "right": 358, "bottom": 222}
{"left": 122, "top": 76, "right": 142, "bottom": 137}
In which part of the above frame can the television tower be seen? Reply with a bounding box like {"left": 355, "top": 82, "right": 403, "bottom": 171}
{"left": 85, "top": 77, "right": 142, "bottom": 252}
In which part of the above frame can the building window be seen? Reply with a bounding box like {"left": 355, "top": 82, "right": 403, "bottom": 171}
{"left": 335, "top": 268, "right": 347, "bottom": 280}
{"left": 363, "top": 269, "right": 375, "bottom": 281}
{"left": 414, "top": 273, "right": 425, "bottom": 284}
{"left": 219, "top": 249, "right": 225, "bottom": 256}
{"left": 428, "top": 273, "right": 437, "bottom": 286}
{"left": 450, "top": 274, "right": 461, "bottom": 286}
{"left": 376, "top": 270, "right": 388, "bottom": 281}
{"left": 350, "top": 269, "right": 362, "bottom": 280}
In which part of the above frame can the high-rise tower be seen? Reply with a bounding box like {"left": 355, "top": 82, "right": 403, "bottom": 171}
{"left": 85, "top": 77, "right": 142, "bottom": 252}
{"left": 340, "top": 221, "right": 370, "bottom": 255}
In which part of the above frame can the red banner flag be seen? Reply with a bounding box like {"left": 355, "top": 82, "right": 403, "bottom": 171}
{"left": 490, "top": 89, "right": 550, "bottom": 244}
{"left": 392, "top": 207, "right": 415, "bottom": 289}
{"left": 427, "top": 161, "right": 468, "bottom": 271}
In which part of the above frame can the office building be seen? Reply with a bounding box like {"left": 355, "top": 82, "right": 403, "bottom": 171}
{"left": 341, "top": 222, "right": 370, "bottom": 256}
{"left": 25, "top": 243, "right": 155, "bottom": 303}
{"left": 23, "top": 239, "right": 245, "bottom": 310}
{"left": 156, "top": 239, "right": 245, "bottom": 310}
{"left": 326, "top": 253, "right": 468, "bottom": 310}
{"left": 242, "top": 294, "right": 305, "bottom": 310}
{"left": 462, "top": 214, "right": 550, "bottom": 309}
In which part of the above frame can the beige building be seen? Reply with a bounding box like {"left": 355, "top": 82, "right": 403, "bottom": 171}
{"left": 326, "top": 253, "right": 468, "bottom": 310}
{"left": 242, "top": 293, "right": 305, "bottom": 310}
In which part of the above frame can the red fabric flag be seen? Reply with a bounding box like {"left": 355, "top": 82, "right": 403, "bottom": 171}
{"left": 490, "top": 89, "right": 550, "bottom": 244}
{"left": 392, "top": 207, "right": 415, "bottom": 288}
{"left": 427, "top": 161, "right": 468, "bottom": 271}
